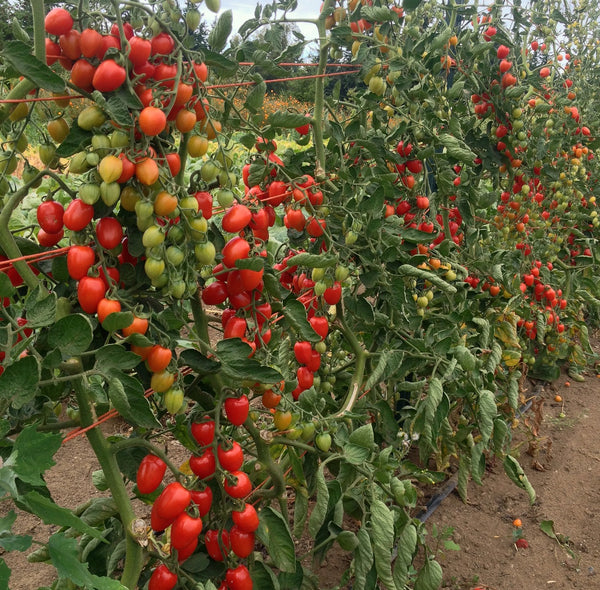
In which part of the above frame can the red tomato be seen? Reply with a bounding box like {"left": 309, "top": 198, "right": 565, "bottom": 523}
{"left": 80, "top": 28, "right": 103, "bottom": 59}
{"left": 191, "top": 418, "right": 215, "bottom": 447}
{"left": 127, "top": 36, "right": 151, "bottom": 66}
{"left": 224, "top": 316, "right": 247, "bottom": 339}
{"left": 222, "top": 236, "right": 250, "bottom": 268}
{"left": 70, "top": 58, "right": 95, "bottom": 92}
{"left": 323, "top": 281, "right": 342, "bottom": 305}
{"left": 189, "top": 448, "right": 216, "bottom": 479}
{"left": 176, "top": 536, "right": 198, "bottom": 563}
{"left": 217, "top": 441, "right": 244, "bottom": 471}
{"left": 222, "top": 204, "right": 252, "bottom": 233}
{"left": 63, "top": 199, "right": 94, "bottom": 231}
{"left": 165, "top": 153, "right": 181, "bottom": 177}
{"left": 294, "top": 341, "right": 312, "bottom": 365}
{"left": 45, "top": 39, "right": 61, "bottom": 66}
{"left": 306, "top": 350, "right": 321, "bottom": 372}
{"left": 67, "top": 245, "right": 95, "bottom": 280}
{"left": 297, "top": 366, "right": 314, "bottom": 391}
{"left": 232, "top": 502, "right": 259, "bottom": 533}
{"left": 136, "top": 454, "right": 167, "bottom": 495}
{"left": 193, "top": 61, "right": 208, "bottom": 83}
{"left": 223, "top": 470, "right": 252, "bottom": 499}
{"left": 154, "top": 63, "right": 177, "bottom": 89}
{"left": 97, "top": 34, "right": 120, "bottom": 59}
{"left": 77, "top": 276, "right": 107, "bottom": 314}
{"left": 95, "top": 217, "right": 123, "bottom": 250}
{"left": 194, "top": 191, "right": 213, "bottom": 218}
{"left": 99, "top": 265, "right": 120, "bottom": 289}
{"left": 201, "top": 281, "right": 228, "bottom": 306}
{"left": 204, "top": 529, "right": 230, "bottom": 561}
{"left": 239, "top": 268, "right": 263, "bottom": 292}
{"left": 45, "top": 7, "right": 73, "bottom": 35}
{"left": 309, "top": 315, "right": 329, "bottom": 339}
{"left": 147, "top": 345, "right": 173, "bottom": 373}
{"left": 37, "top": 228, "right": 64, "bottom": 247}
{"left": 59, "top": 29, "right": 81, "bottom": 60}
{"left": 224, "top": 395, "right": 249, "bottom": 426}
{"left": 151, "top": 482, "right": 191, "bottom": 528}
{"left": 190, "top": 486, "right": 213, "bottom": 517}
{"left": 139, "top": 106, "right": 167, "bottom": 136}
{"left": 96, "top": 297, "right": 121, "bottom": 325}
{"left": 171, "top": 512, "right": 203, "bottom": 551}
{"left": 148, "top": 564, "right": 177, "bottom": 590}
{"left": 122, "top": 315, "right": 149, "bottom": 337}
{"left": 117, "top": 153, "right": 136, "bottom": 183}
{"left": 225, "top": 564, "right": 253, "bottom": 590}
{"left": 230, "top": 525, "right": 255, "bottom": 558}
{"left": 92, "top": 59, "right": 127, "bottom": 93}
{"left": 37, "top": 201, "right": 64, "bottom": 234}
{"left": 151, "top": 32, "right": 175, "bottom": 56}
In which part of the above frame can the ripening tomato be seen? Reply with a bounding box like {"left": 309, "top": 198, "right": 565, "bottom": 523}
{"left": 37, "top": 200, "right": 64, "bottom": 234}
{"left": 139, "top": 106, "right": 167, "bottom": 136}
{"left": 77, "top": 276, "right": 107, "bottom": 314}
{"left": 148, "top": 564, "right": 177, "bottom": 590}
{"left": 153, "top": 191, "right": 178, "bottom": 217}
{"left": 136, "top": 454, "right": 167, "bottom": 494}
{"left": 45, "top": 7, "right": 73, "bottom": 35}
{"left": 191, "top": 418, "right": 215, "bottom": 447}
{"left": 217, "top": 441, "right": 244, "bottom": 471}
{"left": 171, "top": 512, "right": 203, "bottom": 551}
{"left": 122, "top": 315, "right": 148, "bottom": 337}
{"left": 47, "top": 117, "right": 70, "bottom": 143}
{"left": 190, "top": 487, "right": 213, "bottom": 517}
{"left": 225, "top": 564, "right": 252, "bottom": 590}
{"left": 224, "top": 395, "right": 249, "bottom": 426}
{"left": 175, "top": 108, "right": 197, "bottom": 133}
{"left": 223, "top": 470, "right": 252, "bottom": 499}
{"left": 150, "top": 370, "right": 176, "bottom": 393}
{"left": 232, "top": 502, "right": 259, "bottom": 533}
{"left": 204, "top": 529, "right": 230, "bottom": 561}
{"left": 63, "top": 199, "right": 94, "bottom": 231}
{"left": 147, "top": 345, "right": 172, "bottom": 372}
{"left": 96, "top": 297, "right": 121, "bottom": 325}
{"left": 95, "top": 217, "right": 123, "bottom": 250}
{"left": 67, "top": 245, "right": 95, "bottom": 280}
{"left": 136, "top": 157, "right": 160, "bottom": 186}
{"left": 261, "top": 388, "right": 281, "bottom": 409}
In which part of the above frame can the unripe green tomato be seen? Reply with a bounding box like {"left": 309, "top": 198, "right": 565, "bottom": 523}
{"left": 135, "top": 200, "right": 154, "bottom": 221}
{"left": 91, "top": 134, "right": 111, "bottom": 157}
{"left": 180, "top": 196, "right": 200, "bottom": 216}
{"left": 314, "top": 281, "right": 327, "bottom": 296}
{"left": 337, "top": 530, "right": 359, "bottom": 551}
{"left": 164, "top": 387, "right": 185, "bottom": 414}
{"left": 79, "top": 183, "right": 101, "bottom": 205}
{"left": 194, "top": 241, "right": 216, "bottom": 265}
{"left": 335, "top": 265, "right": 350, "bottom": 281}
{"left": 200, "top": 161, "right": 220, "bottom": 183}
{"left": 445, "top": 270, "right": 457, "bottom": 281}
{"left": 142, "top": 225, "right": 165, "bottom": 248}
{"left": 205, "top": 0, "right": 220, "bottom": 12}
{"left": 315, "top": 432, "right": 332, "bottom": 452}
{"left": 38, "top": 144, "right": 57, "bottom": 167}
{"left": 416, "top": 295, "right": 429, "bottom": 308}
{"left": 189, "top": 216, "right": 208, "bottom": 241}
{"left": 186, "top": 8, "right": 201, "bottom": 30}
{"left": 170, "top": 278, "right": 186, "bottom": 299}
{"left": 166, "top": 245, "right": 185, "bottom": 266}
{"left": 315, "top": 341, "right": 327, "bottom": 354}
{"left": 151, "top": 272, "right": 169, "bottom": 289}
{"left": 311, "top": 267, "right": 326, "bottom": 282}
{"left": 167, "top": 224, "right": 185, "bottom": 244}
{"left": 218, "top": 171, "right": 238, "bottom": 188}
{"left": 22, "top": 164, "right": 42, "bottom": 188}
{"left": 215, "top": 188, "right": 235, "bottom": 207}
{"left": 345, "top": 230, "right": 358, "bottom": 245}
{"left": 110, "top": 130, "right": 129, "bottom": 148}
{"left": 86, "top": 152, "right": 100, "bottom": 167}
{"left": 145, "top": 257, "right": 166, "bottom": 280}
{"left": 66, "top": 406, "right": 80, "bottom": 422}
{"left": 69, "top": 151, "right": 91, "bottom": 174}
{"left": 100, "top": 181, "right": 121, "bottom": 206}
{"left": 301, "top": 421, "right": 316, "bottom": 441}
{"left": 78, "top": 105, "right": 107, "bottom": 130}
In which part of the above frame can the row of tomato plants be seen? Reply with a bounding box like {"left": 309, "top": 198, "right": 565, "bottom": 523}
{"left": 0, "top": 0, "right": 599, "bottom": 589}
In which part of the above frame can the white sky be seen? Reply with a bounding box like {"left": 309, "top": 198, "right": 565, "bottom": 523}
{"left": 219, "top": 0, "right": 324, "bottom": 41}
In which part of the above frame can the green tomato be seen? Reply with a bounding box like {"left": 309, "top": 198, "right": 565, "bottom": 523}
{"left": 100, "top": 181, "right": 121, "bottom": 206}
{"left": 164, "top": 387, "right": 185, "bottom": 414}
{"left": 166, "top": 245, "right": 185, "bottom": 266}
{"left": 145, "top": 257, "right": 166, "bottom": 280}
{"left": 142, "top": 225, "right": 165, "bottom": 248}
{"left": 315, "top": 432, "right": 332, "bottom": 452}
{"left": 194, "top": 241, "right": 216, "bottom": 265}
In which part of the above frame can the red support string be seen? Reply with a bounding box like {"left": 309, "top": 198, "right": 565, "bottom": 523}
{"left": 0, "top": 246, "right": 70, "bottom": 271}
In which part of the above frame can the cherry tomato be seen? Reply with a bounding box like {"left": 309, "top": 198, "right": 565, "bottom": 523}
{"left": 217, "top": 441, "right": 244, "bottom": 471}
{"left": 45, "top": 7, "right": 73, "bottom": 35}
{"left": 59, "top": 28, "right": 81, "bottom": 60}
{"left": 201, "top": 281, "right": 228, "bottom": 306}
{"left": 122, "top": 315, "right": 149, "bottom": 337}
{"left": 80, "top": 28, "right": 103, "bottom": 59}
{"left": 95, "top": 217, "right": 123, "bottom": 250}
{"left": 176, "top": 536, "right": 198, "bottom": 563}
{"left": 229, "top": 525, "right": 255, "bottom": 558}
{"left": 139, "top": 106, "right": 167, "bottom": 136}
{"left": 293, "top": 341, "right": 312, "bottom": 365}
{"left": 222, "top": 204, "right": 252, "bottom": 233}
{"left": 189, "top": 448, "right": 216, "bottom": 480}
{"left": 152, "top": 481, "right": 191, "bottom": 527}
{"left": 323, "top": 281, "right": 342, "bottom": 305}
{"left": 309, "top": 316, "right": 329, "bottom": 339}
{"left": 232, "top": 502, "right": 260, "bottom": 533}
{"left": 147, "top": 345, "right": 172, "bottom": 372}
{"left": 223, "top": 470, "right": 252, "bottom": 499}
{"left": 63, "top": 199, "right": 94, "bottom": 231}
{"left": 239, "top": 268, "right": 264, "bottom": 292}
{"left": 148, "top": 564, "right": 177, "bottom": 590}
{"left": 136, "top": 157, "right": 160, "bottom": 186}
{"left": 136, "top": 454, "right": 167, "bottom": 495}
{"left": 92, "top": 59, "right": 127, "bottom": 93}
{"left": 150, "top": 370, "right": 176, "bottom": 393}
{"left": 225, "top": 564, "right": 253, "bottom": 590}
{"left": 222, "top": 236, "right": 250, "bottom": 268}
{"left": 96, "top": 298, "right": 121, "bottom": 325}
{"left": 297, "top": 366, "right": 314, "bottom": 390}
{"left": 70, "top": 58, "right": 95, "bottom": 92}
{"left": 67, "top": 245, "right": 95, "bottom": 280}
{"left": 37, "top": 227, "right": 64, "bottom": 247}
{"left": 151, "top": 32, "right": 175, "bottom": 56}
{"left": 77, "top": 276, "right": 107, "bottom": 314}
{"left": 224, "top": 316, "right": 247, "bottom": 339}
{"left": 224, "top": 395, "right": 249, "bottom": 426}
{"left": 37, "top": 201, "right": 64, "bottom": 234}
{"left": 204, "top": 529, "right": 230, "bottom": 561}
{"left": 127, "top": 36, "right": 152, "bottom": 66}
{"left": 190, "top": 486, "right": 213, "bottom": 517}
{"left": 191, "top": 418, "right": 215, "bottom": 447}
{"left": 171, "top": 512, "right": 203, "bottom": 551}
{"left": 261, "top": 388, "right": 281, "bottom": 409}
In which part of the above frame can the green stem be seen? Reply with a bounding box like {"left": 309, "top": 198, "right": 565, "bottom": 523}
{"left": 73, "top": 377, "right": 144, "bottom": 589}
{"left": 312, "top": 0, "right": 333, "bottom": 178}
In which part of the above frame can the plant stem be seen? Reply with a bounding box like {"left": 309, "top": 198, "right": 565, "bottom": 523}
{"left": 73, "top": 377, "right": 144, "bottom": 589}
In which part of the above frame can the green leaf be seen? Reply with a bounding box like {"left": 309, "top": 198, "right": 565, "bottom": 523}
{"left": 179, "top": 349, "right": 221, "bottom": 374}
{"left": 438, "top": 133, "right": 477, "bottom": 163}
{"left": 0, "top": 559, "right": 9, "bottom": 590}
{"left": 257, "top": 507, "right": 296, "bottom": 573}
{"left": 0, "top": 273, "right": 15, "bottom": 298}
{"left": 0, "top": 511, "right": 31, "bottom": 552}
{"left": 55, "top": 121, "right": 92, "bottom": 158}
{"left": 95, "top": 345, "right": 141, "bottom": 372}
{"left": 503, "top": 455, "right": 536, "bottom": 504}
{"left": 105, "top": 97, "right": 134, "bottom": 127}
{"left": 10, "top": 425, "right": 61, "bottom": 487}
{"left": 344, "top": 424, "right": 374, "bottom": 465}
{"left": 234, "top": 257, "right": 264, "bottom": 271}
{"left": 208, "top": 10, "right": 233, "bottom": 52}
{"left": 308, "top": 465, "right": 329, "bottom": 538}
{"left": 25, "top": 292, "right": 56, "bottom": 327}
{"left": 478, "top": 389, "right": 497, "bottom": 446}
{"left": 353, "top": 527, "right": 374, "bottom": 590}
{"left": 414, "top": 558, "right": 443, "bottom": 590}
{"left": 244, "top": 81, "right": 266, "bottom": 113}
{"left": 250, "top": 560, "right": 280, "bottom": 590}
{"left": 0, "top": 356, "right": 40, "bottom": 409}
{"left": 21, "top": 493, "right": 106, "bottom": 540}
{"left": 365, "top": 350, "right": 403, "bottom": 390}
{"left": 216, "top": 339, "right": 282, "bottom": 383}
{"left": 403, "top": 0, "right": 422, "bottom": 11}
{"left": 370, "top": 500, "right": 396, "bottom": 590}
{"left": 109, "top": 373, "right": 160, "bottom": 429}
{"left": 47, "top": 314, "right": 93, "bottom": 356}
{"left": 293, "top": 490, "right": 308, "bottom": 538}
{"left": 394, "top": 522, "right": 417, "bottom": 587}
{"left": 202, "top": 49, "right": 238, "bottom": 75}
{"left": 48, "top": 533, "right": 126, "bottom": 589}
{"left": 282, "top": 298, "right": 321, "bottom": 343}
{"left": 101, "top": 311, "right": 134, "bottom": 333}
{"left": 361, "top": 6, "right": 395, "bottom": 22}
{"left": 2, "top": 41, "right": 65, "bottom": 93}
{"left": 11, "top": 18, "right": 30, "bottom": 42}
{"left": 286, "top": 253, "right": 338, "bottom": 269}
{"left": 268, "top": 111, "right": 313, "bottom": 129}
{"left": 539, "top": 519, "right": 557, "bottom": 540}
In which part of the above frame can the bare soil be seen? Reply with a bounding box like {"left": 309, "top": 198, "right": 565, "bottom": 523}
{"left": 3, "top": 366, "right": 600, "bottom": 589}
